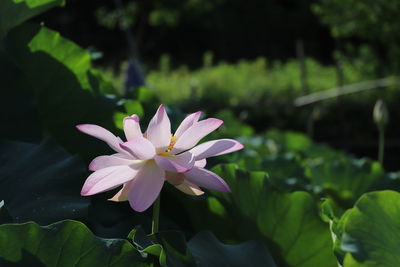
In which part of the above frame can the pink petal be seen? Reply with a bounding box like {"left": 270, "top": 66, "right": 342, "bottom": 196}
{"left": 128, "top": 161, "right": 165, "bottom": 212}
{"left": 189, "top": 139, "right": 244, "bottom": 160}
{"left": 146, "top": 104, "right": 171, "bottom": 152}
{"left": 171, "top": 118, "right": 223, "bottom": 154}
{"left": 175, "top": 180, "right": 204, "bottom": 196}
{"left": 165, "top": 172, "right": 185, "bottom": 185}
{"left": 123, "top": 115, "right": 142, "bottom": 141}
{"left": 194, "top": 159, "right": 207, "bottom": 168}
{"left": 76, "top": 124, "right": 125, "bottom": 154}
{"left": 111, "top": 152, "right": 133, "bottom": 159}
{"left": 109, "top": 180, "right": 134, "bottom": 202}
{"left": 184, "top": 167, "right": 231, "bottom": 192}
{"left": 120, "top": 136, "right": 156, "bottom": 160}
{"left": 81, "top": 164, "right": 143, "bottom": 196}
{"left": 154, "top": 152, "right": 195, "bottom": 173}
{"left": 89, "top": 155, "right": 137, "bottom": 171}
{"left": 174, "top": 111, "right": 202, "bottom": 138}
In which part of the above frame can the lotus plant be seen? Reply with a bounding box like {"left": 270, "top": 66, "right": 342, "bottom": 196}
{"left": 76, "top": 104, "right": 243, "bottom": 215}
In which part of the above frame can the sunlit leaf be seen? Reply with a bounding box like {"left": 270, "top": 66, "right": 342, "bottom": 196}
{"left": 0, "top": 220, "right": 150, "bottom": 266}
{"left": 2, "top": 23, "right": 119, "bottom": 158}
{"left": 184, "top": 164, "right": 337, "bottom": 267}
{"left": 0, "top": 0, "right": 64, "bottom": 39}
{"left": 340, "top": 190, "right": 400, "bottom": 266}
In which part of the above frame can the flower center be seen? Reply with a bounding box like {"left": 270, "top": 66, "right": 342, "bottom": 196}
{"left": 165, "top": 135, "right": 177, "bottom": 152}
{"left": 157, "top": 136, "right": 178, "bottom": 157}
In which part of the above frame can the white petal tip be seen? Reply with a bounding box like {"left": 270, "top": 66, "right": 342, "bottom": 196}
{"left": 76, "top": 124, "right": 88, "bottom": 131}
{"left": 124, "top": 116, "right": 139, "bottom": 123}
{"left": 130, "top": 204, "right": 147, "bottom": 212}
{"left": 216, "top": 185, "right": 231, "bottom": 193}
{"left": 211, "top": 118, "right": 223, "bottom": 125}
{"left": 131, "top": 114, "right": 140, "bottom": 121}
{"left": 88, "top": 161, "right": 97, "bottom": 171}
{"left": 220, "top": 182, "right": 232, "bottom": 193}
{"left": 80, "top": 190, "right": 90, "bottom": 196}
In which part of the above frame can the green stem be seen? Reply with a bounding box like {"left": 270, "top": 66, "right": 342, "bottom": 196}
{"left": 306, "top": 106, "right": 314, "bottom": 139}
{"left": 378, "top": 126, "right": 385, "bottom": 165}
{"left": 151, "top": 195, "right": 161, "bottom": 234}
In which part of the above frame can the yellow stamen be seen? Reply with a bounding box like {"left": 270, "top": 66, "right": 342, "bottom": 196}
{"left": 166, "top": 135, "right": 178, "bottom": 152}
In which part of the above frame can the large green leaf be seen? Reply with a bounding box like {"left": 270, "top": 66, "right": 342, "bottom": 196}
{"left": 237, "top": 130, "right": 400, "bottom": 207}
{"left": 129, "top": 226, "right": 196, "bottom": 267}
{"left": 130, "top": 226, "right": 277, "bottom": 267}
{"left": 305, "top": 156, "right": 384, "bottom": 205}
{"left": 340, "top": 190, "right": 400, "bottom": 266}
{"left": 0, "top": 0, "right": 64, "bottom": 39}
{"left": 188, "top": 231, "right": 277, "bottom": 267}
{"left": 319, "top": 198, "right": 347, "bottom": 264}
{"left": 0, "top": 47, "right": 42, "bottom": 143}
{"left": 2, "top": 23, "right": 119, "bottom": 158}
{"left": 185, "top": 164, "right": 337, "bottom": 267}
{"left": 0, "top": 138, "right": 89, "bottom": 224}
{"left": 259, "top": 153, "right": 311, "bottom": 192}
{"left": 0, "top": 220, "right": 149, "bottom": 266}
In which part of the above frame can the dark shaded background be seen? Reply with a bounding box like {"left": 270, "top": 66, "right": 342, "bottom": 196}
{"left": 31, "top": 0, "right": 400, "bottom": 171}
{"left": 34, "top": 0, "right": 334, "bottom": 68}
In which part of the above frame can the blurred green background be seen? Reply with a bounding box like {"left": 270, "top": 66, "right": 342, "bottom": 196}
{"left": 31, "top": 0, "right": 400, "bottom": 171}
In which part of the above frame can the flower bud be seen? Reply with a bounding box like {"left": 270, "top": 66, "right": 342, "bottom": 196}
{"left": 373, "top": 99, "right": 389, "bottom": 128}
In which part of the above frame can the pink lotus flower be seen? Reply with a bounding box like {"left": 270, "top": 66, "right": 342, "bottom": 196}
{"left": 76, "top": 104, "right": 243, "bottom": 212}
